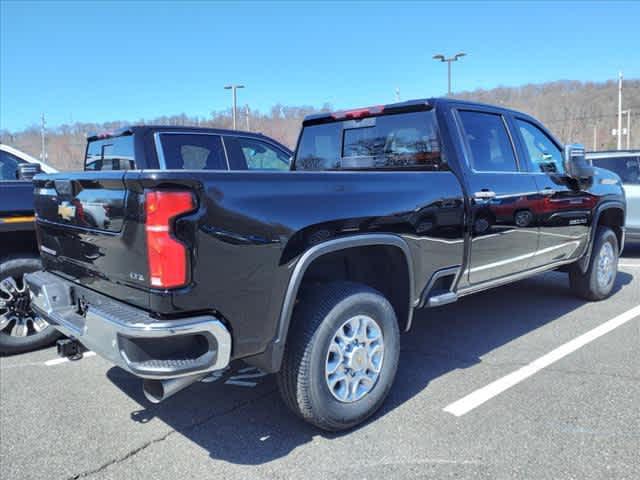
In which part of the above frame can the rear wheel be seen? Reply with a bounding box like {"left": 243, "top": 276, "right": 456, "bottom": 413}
{"left": 277, "top": 282, "right": 400, "bottom": 431}
{"left": 0, "top": 257, "right": 61, "bottom": 355}
{"left": 569, "top": 227, "right": 619, "bottom": 301}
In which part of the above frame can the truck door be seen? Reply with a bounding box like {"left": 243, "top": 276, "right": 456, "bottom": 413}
{"left": 456, "top": 109, "right": 540, "bottom": 285}
{"left": 512, "top": 117, "right": 592, "bottom": 267}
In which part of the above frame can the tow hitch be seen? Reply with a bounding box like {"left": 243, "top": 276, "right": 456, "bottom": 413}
{"left": 56, "top": 338, "right": 87, "bottom": 360}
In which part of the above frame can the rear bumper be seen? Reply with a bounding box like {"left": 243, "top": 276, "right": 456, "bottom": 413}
{"left": 24, "top": 271, "right": 231, "bottom": 379}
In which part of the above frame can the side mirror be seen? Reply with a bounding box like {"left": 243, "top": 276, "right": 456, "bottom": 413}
{"left": 563, "top": 144, "right": 594, "bottom": 179}
{"left": 17, "top": 163, "right": 42, "bottom": 180}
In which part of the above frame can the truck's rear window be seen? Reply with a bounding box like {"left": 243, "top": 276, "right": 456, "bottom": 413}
{"left": 295, "top": 110, "right": 444, "bottom": 171}
{"left": 85, "top": 136, "right": 136, "bottom": 171}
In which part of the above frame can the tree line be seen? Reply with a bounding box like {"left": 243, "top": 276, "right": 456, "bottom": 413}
{"left": 1, "top": 79, "right": 638, "bottom": 171}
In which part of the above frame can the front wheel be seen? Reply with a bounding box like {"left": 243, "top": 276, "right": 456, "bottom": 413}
{"left": 569, "top": 227, "right": 619, "bottom": 301}
{"left": 277, "top": 282, "right": 400, "bottom": 431}
{"left": 0, "top": 257, "right": 61, "bottom": 355}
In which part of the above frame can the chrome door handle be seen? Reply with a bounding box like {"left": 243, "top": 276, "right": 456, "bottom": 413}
{"left": 474, "top": 190, "right": 496, "bottom": 200}
{"left": 540, "top": 188, "right": 556, "bottom": 196}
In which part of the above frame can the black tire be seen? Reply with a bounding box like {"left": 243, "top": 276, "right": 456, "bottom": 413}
{"left": 276, "top": 281, "right": 400, "bottom": 431}
{"left": 0, "top": 256, "right": 61, "bottom": 355}
{"left": 569, "top": 227, "right": 619, "bottom": 301}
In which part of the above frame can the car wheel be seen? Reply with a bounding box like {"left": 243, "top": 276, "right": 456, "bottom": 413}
{"left": 0, "top": 257, "right": 61, "bottom": 355}
{"left": 569, "top": 227, "right": 619, "bottom": 301}
{"left": 277, "top": 281, "right": 400, "bottom": 431}
{"left": 514, "top": 209, "right": 534, "bottom": 228}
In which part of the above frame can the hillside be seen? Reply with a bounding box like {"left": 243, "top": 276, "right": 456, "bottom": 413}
{"left": 1, "top": 79, "right": 638, "bottom": 171}
{"left": 454, "top": 79, "right": 640, "bottom": 151}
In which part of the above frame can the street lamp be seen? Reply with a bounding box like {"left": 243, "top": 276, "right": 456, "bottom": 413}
{"left": 224, "top": 84, "right": 245, "bottom": 130}
{"left": 432, "top": 52, "right": 466, "bottom": 96}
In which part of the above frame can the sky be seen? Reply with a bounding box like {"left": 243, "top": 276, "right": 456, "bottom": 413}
{"left": 1, "top": 0, "right": 639, "bottom": 131}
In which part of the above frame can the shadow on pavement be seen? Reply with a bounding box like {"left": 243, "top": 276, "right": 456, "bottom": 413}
{"left": 107, "top": 270, "right": 633, "bottom": 465}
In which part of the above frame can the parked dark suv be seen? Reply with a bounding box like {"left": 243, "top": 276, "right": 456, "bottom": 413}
{"left": 83, "top": 126, "right": 292, "bottom": 172}
{"left": 0, "top": 128, "right": 291, "bottom": 354}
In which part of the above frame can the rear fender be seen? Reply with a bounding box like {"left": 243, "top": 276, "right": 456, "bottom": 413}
{"left": 268, "top": 234, "right": 415, "bottom": 372}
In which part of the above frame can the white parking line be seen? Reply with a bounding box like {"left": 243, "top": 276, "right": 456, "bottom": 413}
{"left": 44, "top": 351, "right": 96, "bottom": 366}
{"left": 619, "top": 262, "right": 640, "bottom": 268}
{"left": 443, "top": 304, "right": 640, "bottom": 417}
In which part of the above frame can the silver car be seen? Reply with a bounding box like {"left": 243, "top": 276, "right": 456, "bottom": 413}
{"left": 588, "top": 150, "right": 640, "bottom": 243}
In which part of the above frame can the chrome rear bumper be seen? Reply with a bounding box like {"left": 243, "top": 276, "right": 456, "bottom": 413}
{"left": 24, "top": 271, "right": 231, "bottom": 379}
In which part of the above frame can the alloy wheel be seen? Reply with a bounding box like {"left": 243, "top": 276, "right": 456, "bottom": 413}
{"left": 325, "top": 314, "right": 385, "bottom": 403}
{"left": 0, "top": 275, "right": 48, "bottom": 337}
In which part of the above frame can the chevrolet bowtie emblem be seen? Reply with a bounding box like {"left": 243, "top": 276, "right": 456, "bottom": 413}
{"left": 57, "top": 201, "right": 76, "bottom": 221}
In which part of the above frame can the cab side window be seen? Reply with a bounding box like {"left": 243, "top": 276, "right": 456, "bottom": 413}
{"left": 225, "top": 137, "right": 290, "bottom": 170}
{"left": 159, "top": 134, "right": 227, "bottom": 170}
{"left": 238, "top": 138, "right": 289, "bottom": 170}
{"left": 458, "top": 110, "right": 518, "bottom": 172}
{"left": 516, "top": 119, "right": 565, "bottom": 174}
{"left": 0, "top": 151, "right": 21, "bottom": 180}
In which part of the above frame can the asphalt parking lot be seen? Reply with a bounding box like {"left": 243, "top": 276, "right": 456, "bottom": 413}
{"left": 1, "top": 246, "right": 639, "bottom": 480}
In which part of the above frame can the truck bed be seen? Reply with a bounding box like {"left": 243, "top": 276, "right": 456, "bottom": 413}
{"left": 33, "top": 169, "right": 465, "bottom": 362}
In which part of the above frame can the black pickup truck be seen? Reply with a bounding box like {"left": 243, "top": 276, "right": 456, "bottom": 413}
{"left": 26, "top": 99, "right": 625, "bottom": 430}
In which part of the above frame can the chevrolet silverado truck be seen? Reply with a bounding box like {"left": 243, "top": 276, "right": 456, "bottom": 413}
{"left": 25, "top": 100, "right": 625, "bottom": 430}
{"left": 0, "top": 144, "right": 60, "bottom": 354}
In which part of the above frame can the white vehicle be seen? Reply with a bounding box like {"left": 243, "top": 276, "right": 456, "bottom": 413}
{"left": 0, "top": 143, "right": 57, "bottom": 174}
{"left": 587, "top": 150, "right": 640, "bottom": 243}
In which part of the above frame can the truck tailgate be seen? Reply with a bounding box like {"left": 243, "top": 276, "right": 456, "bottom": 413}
{"left": 33, "top": 172, "right": 150, "bottom": 307}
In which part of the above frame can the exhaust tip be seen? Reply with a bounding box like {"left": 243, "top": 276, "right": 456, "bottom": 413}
{"left": 141, "top": 373, "right": 207, "bottom": 404}
{"left": 142, "top": 379, "right": 165, "bottom": 404}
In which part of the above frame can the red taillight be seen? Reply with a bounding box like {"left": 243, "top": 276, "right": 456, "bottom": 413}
{"left": 145, "top": 191, "right": 195, "bottom": 289}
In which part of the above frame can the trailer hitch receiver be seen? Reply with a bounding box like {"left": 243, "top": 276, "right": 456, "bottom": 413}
{"left": 56, "top": 338, "right": 87, "bottom": 360}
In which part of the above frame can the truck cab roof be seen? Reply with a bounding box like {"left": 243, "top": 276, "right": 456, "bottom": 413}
{"left": 87, "top": 125, "right": 280, "bottom": 143}
{"left": 303, "top": 97, "right": 531, "bottom": 125}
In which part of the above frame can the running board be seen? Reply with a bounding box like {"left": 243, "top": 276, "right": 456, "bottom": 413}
{"left": 426, "top": 291, "right": 458, "bottom": 307}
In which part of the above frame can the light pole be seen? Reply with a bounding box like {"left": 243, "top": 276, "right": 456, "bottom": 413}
{"left": 617, "top": 72, "right": 623, "bottom": 150}
{"left": 622, "top": 109, "right": 631, "bottom": 149}
{"left": 40, "top": 113, "right": 47, "bottom": 162}
{"left": 224, "top": 84, "right": 245, "bottom": 130}
{"left": 432, "top": 52, "right": 466, "bottom": 96}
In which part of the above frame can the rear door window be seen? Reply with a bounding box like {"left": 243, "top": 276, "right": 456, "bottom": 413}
{"left": 591, "top": 156, "right": 640, "bottom": 184}
{"left": 158, "top": 134, "right": 227, "bottom": 170}
{"left": 85, "top": 136, "right": 136, "bottom": 171}
{"left": 458, "top": 110, "right": 518, "bottom": 172}
{"left": 295, "top": 110, "right": 444, "bottom": 170}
